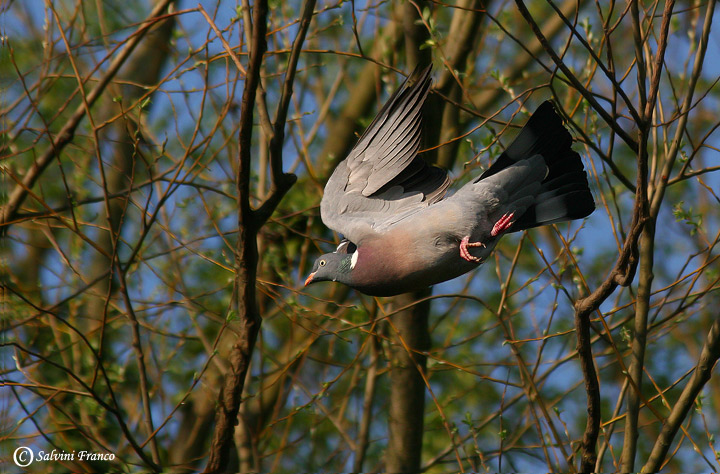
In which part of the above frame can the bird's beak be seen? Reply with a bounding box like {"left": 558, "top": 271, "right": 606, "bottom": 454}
{"left": 304, "top": 272, "right": 316, "bottom": 287}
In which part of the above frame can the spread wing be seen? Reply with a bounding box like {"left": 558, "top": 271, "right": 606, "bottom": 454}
{"left": 320, "top": 65, "right": 450, "bottom": 244}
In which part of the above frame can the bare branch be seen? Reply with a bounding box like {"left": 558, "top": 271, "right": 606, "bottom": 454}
{"left": 204, "top": 0, "right": 269, "bottom": 469}
{"left": 204, "top": 0, "right": 312, "bottom": 470}
{"left": 254, "top": 0, "right": 316, "bottom": 226}
{"left": 514, "top": 0, "right": 639, "bottom": 154}
{"left": 643, "top": 315, "right": 720, "bottom": 472}
{"left": 0, "top": 0, "right": 175, "bottom": 229}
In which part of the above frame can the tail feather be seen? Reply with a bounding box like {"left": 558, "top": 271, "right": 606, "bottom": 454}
{"left": 511, "top": 190, "right": 595, "bottom": 230}
{"left": 478, "top": 101, "right": 595, "bottom": 232}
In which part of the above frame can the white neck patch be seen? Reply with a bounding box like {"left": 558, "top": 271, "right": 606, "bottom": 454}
{"left": 350, "top": 250, "right": 359, "bottom": 269}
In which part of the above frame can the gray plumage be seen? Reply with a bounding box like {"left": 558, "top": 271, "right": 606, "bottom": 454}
{"left": 306, "top": 65, "right": 594, "bottom": 297}
{"left": 320, "top": 66, "right": 449, "bottom": 244}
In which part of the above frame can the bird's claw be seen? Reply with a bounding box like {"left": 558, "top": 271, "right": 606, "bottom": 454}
{"left": 491, "top": 212, "right": 515, "bottom": 237}
{"left": 460, "top": 236, "right": 485, "bottom": 263}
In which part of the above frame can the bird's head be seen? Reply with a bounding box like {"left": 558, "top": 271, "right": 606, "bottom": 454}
{"left": 305, "top": 250, "right": 358, "bottom": 287}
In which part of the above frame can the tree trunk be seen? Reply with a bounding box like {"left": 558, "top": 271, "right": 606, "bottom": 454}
{"left": 386, "top": 289, "right": 431, "bottom": 473}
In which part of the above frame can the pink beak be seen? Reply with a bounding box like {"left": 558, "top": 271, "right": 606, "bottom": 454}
{"left": 304, "top": 272, "right": 316, "bottom": 287}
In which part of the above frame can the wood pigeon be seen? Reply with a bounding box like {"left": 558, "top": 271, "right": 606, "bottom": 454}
{"left": 305, "top": 65, "right": 595, "bottom": 297}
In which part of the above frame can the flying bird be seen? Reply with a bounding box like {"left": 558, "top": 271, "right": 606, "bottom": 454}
{"left": 305, "top": 66, "right": 594, "bottom": 297}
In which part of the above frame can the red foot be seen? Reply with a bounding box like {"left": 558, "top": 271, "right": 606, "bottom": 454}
{"left": 491, "top": 212, "right": 515, "bottom": 237}
{"left": 460, "top": 236, "right": 486, "bottom": 263}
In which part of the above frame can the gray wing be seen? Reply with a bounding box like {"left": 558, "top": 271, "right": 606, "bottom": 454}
{"left": 320, "top": 65, "right": 450, "bottom": 244}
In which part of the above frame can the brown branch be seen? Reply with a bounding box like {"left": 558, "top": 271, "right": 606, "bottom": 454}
{"left": 621, "top": 223, "right": 655, "bottom": 471}
{"left": 642, "top": 315, "right": 720, "bottom": 472}
{"left": 353, "top": 316, "right": 380, "bottom": 472}
{"left": 630, "top": 0, "right": 647, "bottom": 116}
{"left": 573, "top": 300, "right": 601, "bottom": 473}
{"left": 638, "top": 2, "right": 716, "bottom": 470}
{"left": 571, "top": 92, "right": 648, "bottom": 474}
{"left": 573, "top": 0, "right": 711, "bottom": 468}
{"left": 204, "top": 0, "right": 268, "bottom": 470}
{"left": 513, "top": 0, "right": 639, "bottom": 154}
{"left": 427, "top": 0, "right": 486, "bottom": 169}
{"left": 545, "top": 0, "right": 641, "bottom": 124}
{"left": 620, "top": 0, "right": 676, "bottom": 467}
{"left": 499, "top": 237, "right": 575, "bottom": 471}
{"left": 476, "top": 0, "right": 579, "bottom": 105}
{"left": 642, "top": 0, "right": 674, "bottom": 123}
{"left": 649, "top": 0, "right": 715, "bottom": 219}
{"left": 5, "top": 338, "right": 161, "bottom": 470}
{"left": 350, "top": 0, "right": 365, "bottom": 57}
{"left": 521, "top": 1, "right": 671, "bottom": 469}
{"left": 0, "top": 0, "right": 175, "bottom": 229}
{"left": 197, "top": 4, "right": 247, "bottom": 76}
{"left": 118, "top": 271, "right": 162, "bottom": 465}
{"left": 255, "top": 0, "right": 316, "bottom": 226}
{"left": 204, "top": 0, "right": 312, "bottom": 470}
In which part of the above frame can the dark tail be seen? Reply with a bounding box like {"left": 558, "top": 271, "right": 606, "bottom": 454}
{"left": 478, "top": 101, "right": 595, "bottom": 232}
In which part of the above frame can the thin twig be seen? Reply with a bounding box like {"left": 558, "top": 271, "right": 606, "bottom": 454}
{"left": 621, "top": 1, "right": 676, "bottom": 466}
{"left": 254, "top": 0, "right": 316, "bottom": 225}
{"left": 514, "top": 0, "right": 638, "bottom": 154}
{"left": 1, "top": 0, "right": 175, "bottom": 228}
{"left": 118, "top": 272, "right": 162, "bottom": 465}
{"left": 546, "top": 0, "right": 641, "bottom": 124}
{"left": 353, "top": 317, "right": 379, "bottom": 472}
{"left": 203, "top": 0, "right": 312, "bottom": 471}
{"left": 197, "top": 4, "right": 247, "bottom": 75}
{"left": 642, "top": 315, "right": 720, "bottom": 472}
{"left": 203, "top": 0, "right": 269, "bottom": 469}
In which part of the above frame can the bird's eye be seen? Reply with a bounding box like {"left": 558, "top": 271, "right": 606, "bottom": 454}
{"left": 319, "top": 259, "right": 326, "bottom": 267}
